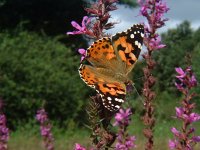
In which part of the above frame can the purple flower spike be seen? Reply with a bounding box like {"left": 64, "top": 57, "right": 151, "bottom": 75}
{"left": 114, "top": 108, "right": 136, "bottom": 150}
{"left": 138, "top": 0, "right": 169, "bottom": 149}
{"left": 0, "top": 114, "right": 9, "bottom": 150}
{"left": 78, "top": 48, "right": 87, "bottom": 62}
{"left": 36, "top": 109, "right": 54, "bottom": 150}
{"left": 170, "top": 66, "right": 200, "bottom": 149}
{"left": 67, "top": 16, "right": 91, "bottom": 35}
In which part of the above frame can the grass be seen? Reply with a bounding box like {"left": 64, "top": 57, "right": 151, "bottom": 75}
{"left": 8, "top": 118, "right": 200, "bottom": 150}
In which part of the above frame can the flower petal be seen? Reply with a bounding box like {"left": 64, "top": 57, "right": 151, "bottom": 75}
{"left": 71, "top": 21, "right": 82, "bottom": 30}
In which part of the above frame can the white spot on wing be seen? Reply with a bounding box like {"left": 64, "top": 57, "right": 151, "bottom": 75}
{"left": 115, "top": 98, "right": 124, "bottom": 103}
{"left": 107, "top": 97, "right": 112, "bottom": 101}
{"left": 135, "top": 41, "right": 138, "bottom": 46}
{"left": 115, "top": 105, "right": 120, "bottom": 109}
{"left": 130, "top": 34, "right": 134, "bottom": 39}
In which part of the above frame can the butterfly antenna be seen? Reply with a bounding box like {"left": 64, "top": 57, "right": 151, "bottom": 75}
{"left": 131, "top": 83, "right": 144, "bottom": 104}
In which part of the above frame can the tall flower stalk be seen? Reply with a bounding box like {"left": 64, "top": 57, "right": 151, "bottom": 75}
{"left": 67, "top": 0, "right": 118, "bottom": 149}
{"left": 0, "top": 100, "right": 9, "bottom": 150}
{"left": 114, "top": 108, "right": 136, "bottom": 150}
{"left": 36, "top": 108, "right": 54, "bottom": 150}
{"left": 138, "top": 0, "right": 169, "bottom": 149}
{"left": 169, "top": 67, "right": 200, "bottom": 150}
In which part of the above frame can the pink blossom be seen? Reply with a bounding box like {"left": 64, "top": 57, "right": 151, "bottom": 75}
{"left": 175, "top": 67, "right": 198, "bottom": 91}
{"left": 67, "top": 16, "right": 91, "bottom": 35}
{"left": 78, "top": 48, "right": 87, "bottom": 62}
{"left": 36, "top": 109, "right": 54, "bottom": 150}
{"left": 0, "top": 114, "right": 9, "bottom": 150}
{"left": 175, "top": 107, "right": 184, "bottom": 118}
{"left": 148, "top": 35, "right": 166, "bottom": 50}
{"left": 140, "top": 5, "right": 148, "bottom": 16}
{"left": 187, "top": 113, "right": 200, "bottom": 123}
{"left": 174, "top": 82, "right": 184, "bottom": 91}
{"left": 171, "top": 127, "right": 181, "bottom": 137}
{"left": 114, "top": 108, "right": 132, "bottom": 126}
{"left": 189, "top": 75, "right": 197, "bottom": 87}
{"left": 175, "top": 67, "right": 186, "bottom": 79}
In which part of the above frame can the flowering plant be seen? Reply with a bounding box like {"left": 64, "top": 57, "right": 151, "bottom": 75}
{"left": 36, "top": 108, "right": 54, "bottom": 150}
{"left": 169, "top": 67, "right": 200, "bottom": 150}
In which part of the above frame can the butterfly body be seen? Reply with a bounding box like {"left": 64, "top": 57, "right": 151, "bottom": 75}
{"left": 79, "top": 24, "right": 144, "bottom": 112}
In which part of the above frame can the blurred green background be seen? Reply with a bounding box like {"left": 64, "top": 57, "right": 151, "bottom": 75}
{"left": 0, "top": 0, "right": 200, "bottom": 149}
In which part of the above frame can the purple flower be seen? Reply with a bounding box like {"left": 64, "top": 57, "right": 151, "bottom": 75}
{"left": 175, "top": 67, "right": 186, "bottom": 79}
{"left": 175, "top": 107, "right": 184, "bottom": 118}
{"left": 174, "top": 82, "right": 184, "bottom": 91}
{"left": 74, "top": 143, "right": 86, "bottom": 150}
{"left": 138, "top": 0, "right": 169, "bottom": 29}
{"left": 175, "top": 67, "right": 198, "bottom": 91}
{"left": 192, "top": 136, "right": 200, "bottom": 142}
{"left": 0, "top": 114, "right": 9, "bottom": 150}
{"left": 115, "top": 136, "right": 136, "bottom": 150}
{"left": 168, "top": 139, "right": 178, "bottom": 150}
{"left": 125, "top": 136, "right": 136, "bottom": 148}
{"left": 175, "top": 107, "right": 200, "bottom": 123}
{"left": 140, "top": 5, "right": 148, "bottom": 16}
{"left": 187, "top": 113, "right": 200, "bottom": 123}
{"left": 171, "top": 127, "right": 181, "bottom": 137}
{"left": 155, "top": 2, "right": 169, "bottom": 14}
{"left": 115, "top": 143, "right": 126, "bottom": 150}
{"left": 114, "top": 108, "right": 132, "bottom": 126}
{"left": 36, "top": 109, "right": 54, "bottom": 150}
{"left": 189, "top": 75, "right": 197, "bottom": 87}
{"left": 36, "top": 109, "right": 48, "bottom": 124}
{"left": 148, "top": 35, "right": 166, "bottom": 50}
{"left": 67, "top": 16, "right": 91, "bottom": 35}
{"left": 78, "top": 48, "right": 87, "bottom": 62}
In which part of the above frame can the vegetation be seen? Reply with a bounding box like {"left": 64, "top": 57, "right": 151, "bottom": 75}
{"left": 0, "top": 30, "right": 91, "bottom": 129}
{"left": 0, "top": 0, "right": 200, "bottom": 149}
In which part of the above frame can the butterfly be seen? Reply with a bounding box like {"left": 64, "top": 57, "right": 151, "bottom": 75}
{"left": 79, "top": 24, "right": 144, "bottom": 112}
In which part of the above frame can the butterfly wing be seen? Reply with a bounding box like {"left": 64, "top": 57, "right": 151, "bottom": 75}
{"left": 85, "top": 37, "right": 123, "bottom": 73}
{"left": 79, "top": 64, "right": 126, "bottom": 111}
{"left": 112, "top": 24, "right": 144, "bottom": 74}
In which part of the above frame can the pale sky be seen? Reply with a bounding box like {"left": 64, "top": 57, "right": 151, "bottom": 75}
{"left": 108, "top": 0, "right": 200, "bottom": 34}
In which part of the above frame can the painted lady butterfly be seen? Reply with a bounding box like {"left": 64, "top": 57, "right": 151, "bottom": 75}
{"left": 79, "top": 24, "right": 144, "bottom": 112}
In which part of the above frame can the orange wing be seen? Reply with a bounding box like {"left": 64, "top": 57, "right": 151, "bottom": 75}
{"left": 79, "top": 64, "right": 126, "bottom": 111}
{"left": 85, "top": 37, "right": 122, "bottom": 72}
{"left": 112, "top": 24, "right": 144, "bottom": 73}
